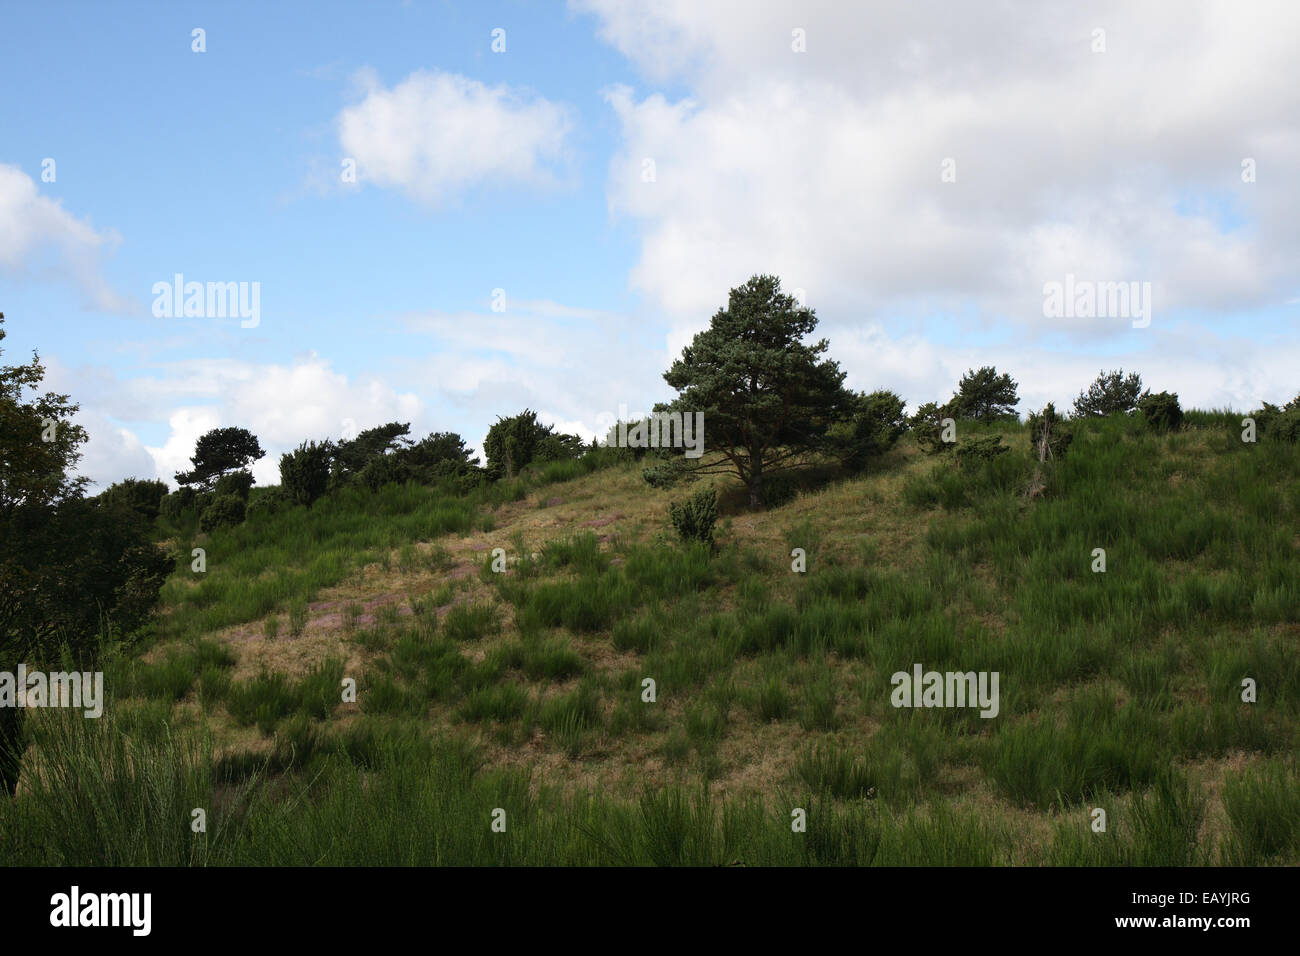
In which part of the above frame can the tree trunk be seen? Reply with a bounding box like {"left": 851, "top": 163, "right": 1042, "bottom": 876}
{"left": 748, "top": 455, "right": 763, "bottom": 508}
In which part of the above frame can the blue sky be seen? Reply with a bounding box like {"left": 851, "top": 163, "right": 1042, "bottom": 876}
{"left": 2, "top": 1, "right": 1297, "bottom": 488}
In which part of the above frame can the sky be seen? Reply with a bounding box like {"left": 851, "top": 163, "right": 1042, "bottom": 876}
{"left": 1, "top": 0, "right": 1297, "bottom": 490}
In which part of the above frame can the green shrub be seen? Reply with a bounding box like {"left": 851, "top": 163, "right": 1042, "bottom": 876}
{"left": 280, "top": 440, "right": 333, "bottom": 508}
{"left": 1026, "top": 403, "right": 1073, "bottom": 460}
{"left": 358, "top": 453, "right": 412, "bottom": 491}
{"left": 955, "top": 435, "right": 1008, "bottom": 468}
{"left": 668, "top": 486, "right": 719, "bottom": 545}
{"left": 159, "top": 486, "right": 197, "bottom": 520}
{"left": 213, "top": 469, "right": 254, "bottom": 501}
{"left": 1074, "top": 369, "right": 1142, "bottom": 417}
{"left": 199, "top": 494, "right": 246, "bottom": 532}
{"left": 1138, "top": 390, "right": 1183, "bottom": 433}
{"left": 910, "top": 400, "right": 958, "bottom": 455}
{"left": 246, "top": 486, "right": 289, "bottom": 521}
{"left": 97, "top": 478, "right": 170, "bottom": 522}
{"left": 830, "top": 389, "right": 907, "bottom": 473}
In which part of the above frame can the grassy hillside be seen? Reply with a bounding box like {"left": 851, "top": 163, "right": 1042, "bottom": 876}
{"left": 3, "top": 412, "right": 1298, "bottom": 865}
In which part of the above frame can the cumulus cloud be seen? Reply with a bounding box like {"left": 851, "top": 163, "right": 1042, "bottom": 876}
{"left": 578, "top": 1, "right": 1300, "bottom": 336}
{"left": 336, "top": 69, "right": 574, "bottom": 204}
{"left": 0, "top": 163, "right": 132, "bottom": 312}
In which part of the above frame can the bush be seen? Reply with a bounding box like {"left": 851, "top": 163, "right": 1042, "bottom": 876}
{"left": 97, "top": 478, "right": 170, "bottom": 522}
{"left": 668, "top": 486, "right": 719, "bottom": 545}
{"left": 213, "top": 469, "right": 254, "bottom": 501}
{"left": 483, "top": 409, "right": 585, "bottom": 480}
{"left": 1026, "top": 403, "right": 1073, "bottom": 461}
{"left": 831, "top": 389, "right": 908, "bottom": 473}
{"left": 199, "top": 494, "right": 246, "bottom": 532}
{"left": 159, "top": 486, "right": 197, "bottom": 521}
{"left": 910, "top": 400, "right": 958, "bottom": 455}
{"left": 956, "top": 435, "right": 1009, "bottom": 468}
{"left": 246, "top": 487, "right": 289, "bottom": 521}
{"left": 1073, "top": 369, "right": 1142, "bottom": 417}
{"left": 280, "top": 440, "right": 333, "bottom": 508}
{"left": 1253, "top": 396, "right": 1300, "bottom": 443}
{"left": 1138, "top": 390, "right": 1183, "bottom": 433}
{"left": 357, "top": 453, "right": 412, "bottom": 491}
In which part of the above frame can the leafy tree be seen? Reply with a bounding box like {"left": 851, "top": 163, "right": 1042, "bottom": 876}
{"left": 280, "top": 440, "right": 334, "bottom": 509}
{"left": 952, "top": 366, "right": 1019, "bottom": 422}
{"left": 175, "top": 426, "right": 265, "bottom": 491}
{"left": 0, "top": 313, "right": 169, "bottom": 794}
{"left": 1138, "top": 390, "right": 1183, "bottom": 433}
{"left": 653, "top": 274, "right": 850, "bottom": 508}
{"left": 1074, "top": 369, "right": 1143, "bottom": 417}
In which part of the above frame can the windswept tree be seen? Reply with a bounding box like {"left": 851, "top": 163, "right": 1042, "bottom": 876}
{"left": 331, "top": 422, "right": 412, "bottom": 484}
{"left": 652, "top": 274, "right": 850, "bottom": 507}
{"left": 1074, "top": 369, "right": 1143, "bottom": 418}
{"left": 174, "top": 426, "right": 265, "bottom": 491}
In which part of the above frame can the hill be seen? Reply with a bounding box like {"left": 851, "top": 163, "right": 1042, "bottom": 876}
{"left": 3, "top": 412, "right": 1298, "bottom": 865}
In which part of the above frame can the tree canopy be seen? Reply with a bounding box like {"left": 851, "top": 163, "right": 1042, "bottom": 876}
{"left": 654, "top": 274, "right": 852, "bottom": 507}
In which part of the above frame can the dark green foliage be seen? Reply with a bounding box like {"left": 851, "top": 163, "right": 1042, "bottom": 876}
{"left": 212, "top": 469, "right": 254, "bottom": 501}
{"left": 199, "top": 494, "right": 246, "bottom": 532}
{"left": 96, "top": 478, "right": 169, "bottom": 522}
{"left": 159, "top": 486, "right": 197, "bottom": 521}
{"left": 1138, "top": 390, "right": 1183, "bottom": 433}
{"left": 0, "top": 314, "right": 170, "bottom": 793}
{"left": 400, "top": 431, "right": 482, "bottom": 484}
{"left": 279, "top": 440, "right": 333, "bottom": 508}
{"left": 357, "top": 452, "right": 412, "bottom": 491}
{"left": 909, "top": 400, "right": 958, "bottom": 455}
{"left": 952, "top": 366, "right": 1019, "bottom": 422}
{"left": 245, "top": 487, "right": 289, "bottom": 521}
{"left": 657, "top": 275, "right": 853, "bottom": 507}
{"left": 174, "top": 426, "right": 265, "bottom": 491}
{"left": 1026, "top": 403, "right": 1073, "bottom": 461}
{"left": 669, "top": 487, "right": 719, "bottom": 545}
{"left": 956, "top": 435, "right": 1009, "bottom": 468}
{"left": 830, "top": 389, "right": 908, "bottom": 473}
{"left": 483, "top": 410, "right": 583, "bottom": 480}
{"left": 1074, "top": 369, "right": 1142, "bottom": 417}
{"left": 331, "top": 423, "right": 411, "bottom": 485}
{"left": 1252, "top": 396, "right": 1300, "bottom": 443}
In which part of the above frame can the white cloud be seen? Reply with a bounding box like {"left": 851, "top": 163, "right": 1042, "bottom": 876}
{"left": 579, "top": 1, "right": 1300, "bottom": 338}
{"left": 0, "top": 163, "right": 132, "bottom": 312}
{"left": 336, "top": 69, "right": 574, "bottom": 204}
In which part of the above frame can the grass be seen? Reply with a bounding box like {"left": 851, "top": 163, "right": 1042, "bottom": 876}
{"left": 6, "top": 414, "right": 1300, "bottom": 865}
